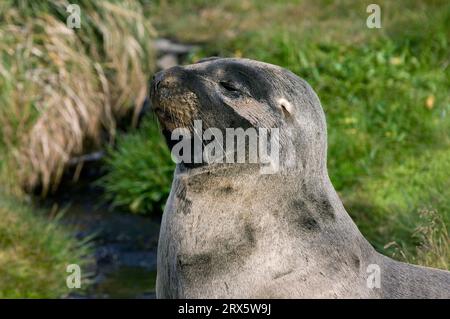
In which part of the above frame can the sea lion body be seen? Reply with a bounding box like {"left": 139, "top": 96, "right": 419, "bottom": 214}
{"left": 150, "top": 58, "right": 450, "bottom": 298}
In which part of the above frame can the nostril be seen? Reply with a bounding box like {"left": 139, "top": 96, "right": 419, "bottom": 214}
{"left": 150, "top": 74, "right": 162, "bottom": 101}
{"left": 152, "top": 71, "right": 164, "bottom": 89}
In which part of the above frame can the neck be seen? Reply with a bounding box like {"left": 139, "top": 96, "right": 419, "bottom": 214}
{"left": 175, "top": 162, "right": 374, "bottom": 259}
{"left": 161, "top": 163, "right": 376, "bottom": 297}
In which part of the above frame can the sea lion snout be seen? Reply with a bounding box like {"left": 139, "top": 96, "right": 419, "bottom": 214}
{"left": 151, "top": 66, "right": 186, "bottom": 93}
{"left": 150, "top": 66, "right": 189, "bottom": 111}
{"left": 150, "top": 66, "right": 199, "bottom": 132}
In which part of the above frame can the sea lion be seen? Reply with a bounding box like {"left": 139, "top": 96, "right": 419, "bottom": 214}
{"left": 150, "top": 57, "right": 450, "bottom": 298}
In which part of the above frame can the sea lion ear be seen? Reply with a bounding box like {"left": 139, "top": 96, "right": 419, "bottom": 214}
{"left": 196, "top": 56, "right": 221, "bottom": 64}
{"left": 277, "top": 98, "right": 294, "bottom": 117}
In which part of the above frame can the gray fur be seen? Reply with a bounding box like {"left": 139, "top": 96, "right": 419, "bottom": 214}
{"left": 150, "top": 58, "right": 450, "bottom": 298}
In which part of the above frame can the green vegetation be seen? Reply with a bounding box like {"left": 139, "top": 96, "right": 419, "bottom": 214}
{"left": 100, "top": 117, "right": 174, "bottom": 215}
{"left": 410, "top": 210, "right": 449, "bottom": 270}
{"left": 0, "top": 192, "right": 90, "bottom": 298}
{"left": 111, "top": 0, "right": 448, "bottom": 268}
{"left": 347, "top": 149, "right": 450, "bottom": 269}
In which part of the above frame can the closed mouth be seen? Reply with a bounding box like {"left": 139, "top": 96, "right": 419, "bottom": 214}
{"left": 154, "top": 106, "right": 174, "bottom": 124}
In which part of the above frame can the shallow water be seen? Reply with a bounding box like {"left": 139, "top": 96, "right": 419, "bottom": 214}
{"left": 42, "top": 179, "right": 161, "bottom": 299}
{"left": 87, "top": 267, "right": 157, "bottom": 299}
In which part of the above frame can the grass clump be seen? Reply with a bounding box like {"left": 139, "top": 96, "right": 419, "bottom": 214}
{"left": 385, "top": 210, "right": 449, "bottom": 270}
{"left": 99, "top": 117, "right": 174, "bottom": 215}
{"left": 0, "top": 192, "right": 90, "bottom": 298}
{"left": 0, "top": 0, "right": 156, "bottom": 195}
{"left": 412, "top": 210, "right": 449, "bottom": 270}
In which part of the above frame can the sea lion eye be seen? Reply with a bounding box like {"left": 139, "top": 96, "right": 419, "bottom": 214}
{"left": 219, "top": 81, "right": 240, "bottom": 93}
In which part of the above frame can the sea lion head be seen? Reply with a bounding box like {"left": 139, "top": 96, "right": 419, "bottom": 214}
{"left": 150, "top": 57, "right": 328, "bottom": 176}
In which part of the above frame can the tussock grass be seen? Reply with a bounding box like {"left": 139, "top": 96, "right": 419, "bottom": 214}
{"left": 0, "top": 0, "right": 155, "bottom": 195}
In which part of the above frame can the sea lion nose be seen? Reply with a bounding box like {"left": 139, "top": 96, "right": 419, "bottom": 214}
{"left": 152, "top": 71, "right": 164, "bottom": 86}
{"left": 152, "top": 66, "right": 185, "bottom": 92}
{"left": 150, "top": 66, "right": 188, "bottom": 106}
{"left": 150, "top": 71, "right": 164, "bottom": 96}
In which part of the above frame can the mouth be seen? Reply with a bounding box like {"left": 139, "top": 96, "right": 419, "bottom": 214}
{"left": 151, "top": 102, "right": 172, "bottom": 125}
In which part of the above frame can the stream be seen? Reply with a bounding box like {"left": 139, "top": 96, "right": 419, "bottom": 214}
{"left": 41, "top": 167, "right": 161, "bottom": 299}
